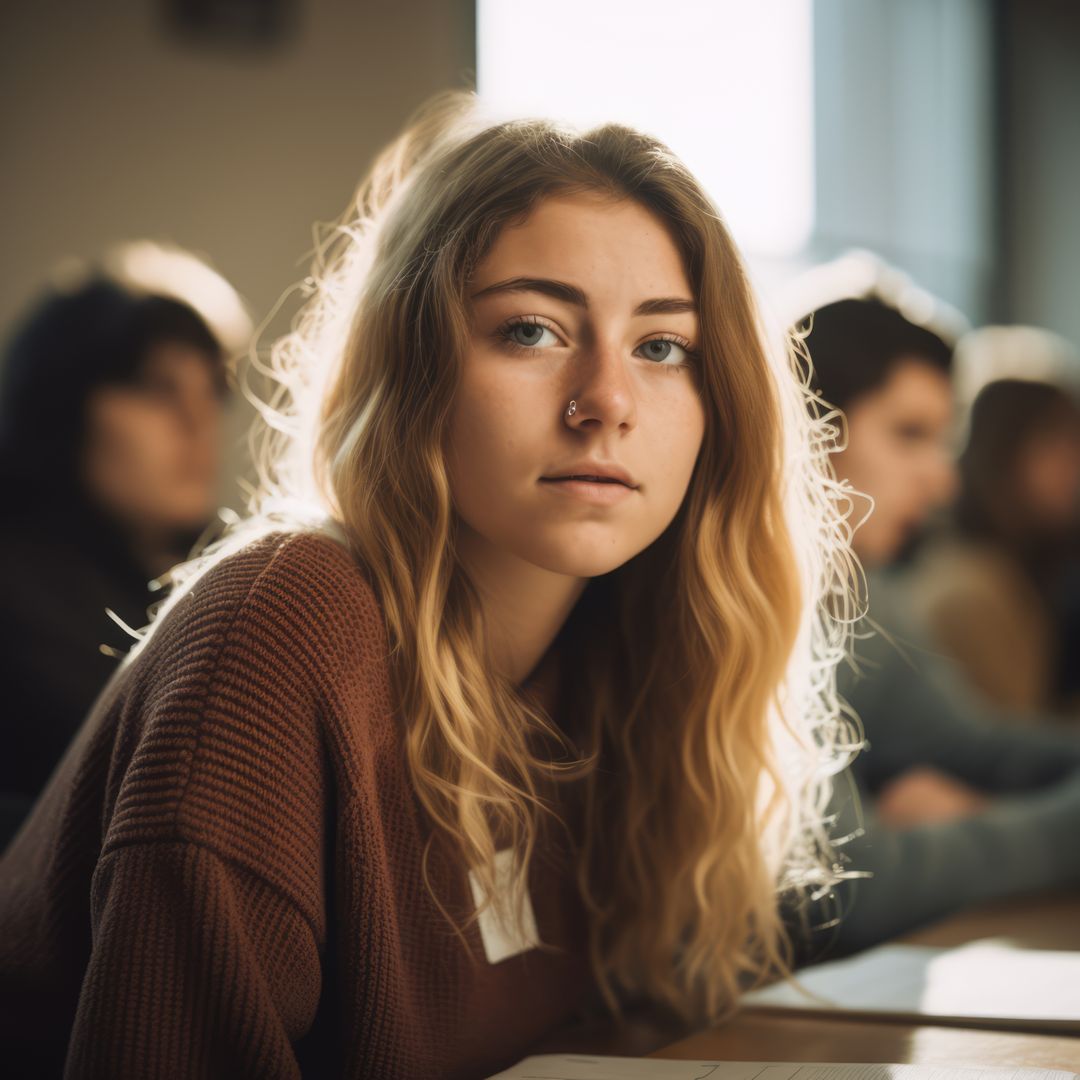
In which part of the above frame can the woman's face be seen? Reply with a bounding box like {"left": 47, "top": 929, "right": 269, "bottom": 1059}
{"left": 834, "top": 357, "right": 957, "bottom": 567}
{"left": 82, "top": 342, "right": 224, "bottom": 533}
{"left": 447, "top": 191, "right": 706, "bottom": 580}
{"left": 1013, "top": 413, "right": 1080, "bottom": 529}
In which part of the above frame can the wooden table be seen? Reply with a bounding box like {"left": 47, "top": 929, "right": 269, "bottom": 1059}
{"left": 902, "top": 891, "right": 1080, "bottom": 951}
{"left": 650, "top": 891, "right": 1080, "bottom": 1070}
{"left": 655, "top": 1013, "right": 1080, "bottom": 1070}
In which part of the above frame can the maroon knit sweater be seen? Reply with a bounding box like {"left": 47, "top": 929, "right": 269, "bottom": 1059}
{"left": 0, "top": 528, "right": 593, "bottom": 1078}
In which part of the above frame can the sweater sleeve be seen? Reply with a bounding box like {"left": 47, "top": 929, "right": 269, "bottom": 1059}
{"left": 65, "top": 841, "right": 321, "bottom": 1080}
{"left": 821, "top": 765, "right": 1080, "bottom": 954}
{"left": 58, "top": 532, "right": 355, "bottom": 1078}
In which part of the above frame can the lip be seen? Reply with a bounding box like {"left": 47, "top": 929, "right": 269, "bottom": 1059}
{"left": 540, "top": 461, "right": 639, "bottom": 488}
{"left": 538, "top": 461, "right": 639, "bottom": 507}
{"left": 538, "top": 477, "right": 637, "bottom": 505}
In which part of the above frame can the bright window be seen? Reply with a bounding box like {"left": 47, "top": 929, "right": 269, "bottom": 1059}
{"left": 477, "top": 0, "right": 815, "bottom": 257}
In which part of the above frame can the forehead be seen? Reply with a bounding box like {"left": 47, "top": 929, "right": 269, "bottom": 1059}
{"left": 471, "top": 191, "right": 693, "bottom": 300}
{"left": 136, "top": 341, "right": 221, "bottom": 395}
{"left": 878, "top": 357, "right": 954, "bottom": 414}
{"left": 141, "top": 340, "right": 214, "bottom": 374}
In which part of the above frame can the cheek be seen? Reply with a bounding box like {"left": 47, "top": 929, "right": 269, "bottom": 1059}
{"left": 88, "top": 401, "right": 181, "bottom": 480}
{"left": 1023, "top": 447, "right": 1080, "bottom": 512}
{"left": 846, "top": 426, "right": 902, "bottom": 495}
{"left": 835, "top": 438, "right": 905, "bottom": 544}
{"left": 446, "top": 366, "right": 544, "bottom": 506}
{"left": 650, "top": 391, "right": 705, "bottom": 489}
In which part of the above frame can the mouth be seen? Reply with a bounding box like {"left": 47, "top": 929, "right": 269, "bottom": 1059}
{"left": 539, "top": 474, "right": 634, "bottom": 487}
{"left": 538, "top": 474, "right": 639, "bottom": 505}
{"left": 539, "top": 461, "right": 639, "bottom": 489}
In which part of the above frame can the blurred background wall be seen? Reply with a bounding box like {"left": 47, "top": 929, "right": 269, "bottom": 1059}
{"left": 1000, "top": 0, "right": 1080, "bottom": 348}
{"left": 1, "top": 0, "right": 474, "bottom": 509}
{"left": 811, "top": 0, "right": 1079, "bottom": 341}
{"left": 1, "top": 0, "right": 1077, "bottom": 504}
{"left": 0, "top": 0, "right": 475, "bottom": 341}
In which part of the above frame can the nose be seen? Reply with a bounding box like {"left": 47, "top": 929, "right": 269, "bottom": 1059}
{"left": 564, "top": 335, "right": 637, "bottom": 433}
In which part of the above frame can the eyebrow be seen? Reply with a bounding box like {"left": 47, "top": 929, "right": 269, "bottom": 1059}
{"left": 469, "top": 276, "right": 697, "bottom": 316}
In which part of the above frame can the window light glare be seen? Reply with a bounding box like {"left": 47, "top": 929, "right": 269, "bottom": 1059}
{"left": 477, "top": 0, "right": 815, "bottom": 257}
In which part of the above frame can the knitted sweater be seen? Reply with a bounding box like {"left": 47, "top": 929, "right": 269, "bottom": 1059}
{"left": 0, "top": 528, "right": 593, "bottom": 1079}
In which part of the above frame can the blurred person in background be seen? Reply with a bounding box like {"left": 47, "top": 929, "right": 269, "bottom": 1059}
{"left": 908, "top": 340, "right": 1080, "bottom": 716}
{"left": 796, "top": 294, "right": 1080, "bottom": 956}
{"left": 0, "top": 271, "right": 232, "bottom": 848}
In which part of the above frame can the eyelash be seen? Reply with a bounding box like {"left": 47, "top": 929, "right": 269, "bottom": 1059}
{"left": 496, "top": 317, "right": 700, "bottom": 367}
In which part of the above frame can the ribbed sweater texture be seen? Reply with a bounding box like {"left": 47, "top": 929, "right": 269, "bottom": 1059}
{"left": 0, "top": 529, "right": 592, "bottom": 1078}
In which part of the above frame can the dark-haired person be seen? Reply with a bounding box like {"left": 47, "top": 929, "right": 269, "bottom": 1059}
{"left": 808, "top": 296, "right": 957, "bottom": 566}
{"left": 0, "top": 278, "right": 230, "bottom": 846}
{"left": 799, "top": 295, "right": 1080, "bottom": 955}
{"left": 909, "top": 376, "right": 1080, "bottom": 715}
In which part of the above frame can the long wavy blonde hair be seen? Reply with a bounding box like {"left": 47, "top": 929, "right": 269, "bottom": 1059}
{"left": 139, "top": 91, "right": 858, "bottom": 1023}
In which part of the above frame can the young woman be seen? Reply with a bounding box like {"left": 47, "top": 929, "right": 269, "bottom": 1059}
{"left": 0, "top": 275, "right": 230, "bottom": 848}
{"left": 0, "top": 92, "right": 852, "bottom": 1079}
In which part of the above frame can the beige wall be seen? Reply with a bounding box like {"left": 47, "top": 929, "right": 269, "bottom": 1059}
{"left": 1, "top": 1, "right": 475, "bottom": 330}
{"left": 0, "top": 0, "right": 474, "bottom": 505}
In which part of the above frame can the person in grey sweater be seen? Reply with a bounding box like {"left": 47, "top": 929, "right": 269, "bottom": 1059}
{"left": 796, "top": 295, "right": 1080, "bottom": 957}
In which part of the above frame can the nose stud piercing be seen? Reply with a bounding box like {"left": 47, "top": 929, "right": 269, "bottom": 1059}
{"left": 566, "top": 400, "right": 577, "bottom": 417}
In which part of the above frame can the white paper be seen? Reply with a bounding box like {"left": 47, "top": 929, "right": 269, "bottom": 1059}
{"left": 740, "top": 939, "right": 1080, "bottom": 1025}
{"left": 468, "top": 846, "right": 541, "bottom": 964}
{"left": 485, "top": 1057, "right": 1078, "bottom": 1080}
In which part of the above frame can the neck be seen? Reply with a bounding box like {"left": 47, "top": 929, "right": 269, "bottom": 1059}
{"left": 126, "top": 523, "right": 186, "bottom": 580}
{"left": 456, "top": 524, "right": 587, "bottom": 686}
{"left": 71, "top": 489, "right": 185, "bottom": 581}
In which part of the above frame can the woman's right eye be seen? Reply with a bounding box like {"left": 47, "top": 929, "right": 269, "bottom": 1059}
{"left": 501, "top": 320, "right": 559, "bottom": 349}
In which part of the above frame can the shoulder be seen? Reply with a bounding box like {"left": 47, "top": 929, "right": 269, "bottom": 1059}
{"left": 100, "top": 525, "right": 391, "bottom": 912}
{"left": 913, "top": 539, "right": 1023, "bottom": 605}
{"left": 188, "top": 524, "right": 380, "bottom": 629}
{"left": 134, "top": 523, "right": 389, "bottom": 696}
{"left": 908, "top": 539, "right": 1045, "bottom": 643}
{"left": 0, "top": 508, "right": 114, "bottom": 618}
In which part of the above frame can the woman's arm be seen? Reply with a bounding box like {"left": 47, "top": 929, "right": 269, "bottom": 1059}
{"left": 819, "top": 765, "right": 1080, "bottom": 954}
{"left": 67, "top": 841, "right": 322, "bottom": 1079}
{"left": 57, "top": 531, "right": 353, "bottom": 1077}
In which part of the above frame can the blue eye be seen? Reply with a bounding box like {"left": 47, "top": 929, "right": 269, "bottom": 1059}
{"left": 638, "top": 338, "right": 691, "bottom": 365}
{"left": 503, "top": 320, "right": 559, "bottom": 349}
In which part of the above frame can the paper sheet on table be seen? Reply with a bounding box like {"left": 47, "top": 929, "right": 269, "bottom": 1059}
{"left": 739, "top": 939, "right": 1080, "bottom": 1031}
{"left": 485, "top": 1057, "right": 1078, "bottom": 1080}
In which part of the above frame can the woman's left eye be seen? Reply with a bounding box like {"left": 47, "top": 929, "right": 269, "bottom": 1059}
{"left": 637, "top": 338, "right": 693, "bottom": 365}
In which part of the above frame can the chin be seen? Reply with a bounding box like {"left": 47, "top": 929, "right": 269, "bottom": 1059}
{"left": 158, "top": 504, "right": 214, "bottom": 532}
{"left": 859, "top": 527, "right": 911, "bottom": 569}
{"left": 519, "top": 536, "right": 637, "bottom": 580}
